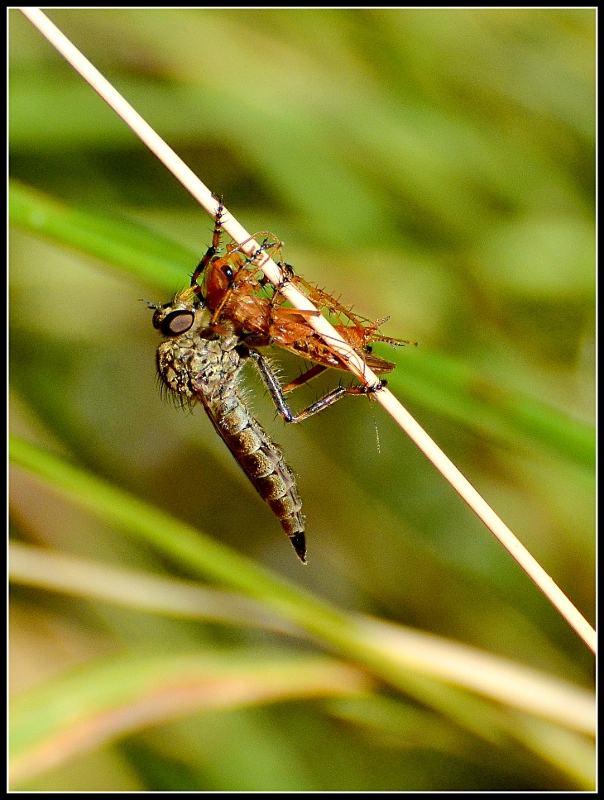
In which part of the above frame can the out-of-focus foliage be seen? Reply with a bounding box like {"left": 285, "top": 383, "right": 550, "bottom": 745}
{"left": 9, "top": 8, "right": 594, "bottom": 791}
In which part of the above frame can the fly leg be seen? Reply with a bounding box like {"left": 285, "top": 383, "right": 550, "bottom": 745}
{"left": 190, "top": 195, "right": 225, "bottom": 290}
{"left": 246, "top": 348, "right": 384, "bottom": 424}
{"left": 241, "top": 237, "right": 290, "bottom": 295}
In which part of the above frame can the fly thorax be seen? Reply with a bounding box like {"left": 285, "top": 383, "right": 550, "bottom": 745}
{"left": 156, "top": 339, "right": 198, "bottom": 398}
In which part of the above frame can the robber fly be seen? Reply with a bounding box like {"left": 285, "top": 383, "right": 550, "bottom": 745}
{"left": 151, "top": 201, "right": 413, "bottom": 563}
{"left": 151, "top": 289, "right": 308, "bottom": 562}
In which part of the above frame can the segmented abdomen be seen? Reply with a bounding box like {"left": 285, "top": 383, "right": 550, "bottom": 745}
{"left": 203, "top": 392, "right": 306, "bottom": 563}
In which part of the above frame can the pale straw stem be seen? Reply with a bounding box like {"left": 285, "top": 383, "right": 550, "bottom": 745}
{"left": 20, "top": 8, "right": 595, "bottom": 654}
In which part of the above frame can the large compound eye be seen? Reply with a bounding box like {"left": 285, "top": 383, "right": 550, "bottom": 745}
{"left": 159, "top": 309, "right": 195, "bottom": 336}
{"left": 221, "top": 264, "right": 234, "bottom": 284}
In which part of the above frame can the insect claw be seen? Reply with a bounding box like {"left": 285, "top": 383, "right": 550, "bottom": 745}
{"left": 366, "top": 379, "right": 385, "bottom": 394}
{"left": 274, "top": 262, "right": 295, "bottom": 290}
{"left": 211, "top": 192, "right": 224, "bottom": 215}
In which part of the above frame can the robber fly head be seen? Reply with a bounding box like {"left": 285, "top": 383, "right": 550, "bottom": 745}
{"left": 149, "top": 287, "right": 207, "bottom": 338}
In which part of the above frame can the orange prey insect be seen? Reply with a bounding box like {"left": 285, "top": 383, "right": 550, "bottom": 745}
{"left": 190, "top": 199, "right": 415, "bottom": 412}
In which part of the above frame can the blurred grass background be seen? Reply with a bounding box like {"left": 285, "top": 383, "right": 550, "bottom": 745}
{"left": 9, "top": 8, "right": 594, "bottom": 791}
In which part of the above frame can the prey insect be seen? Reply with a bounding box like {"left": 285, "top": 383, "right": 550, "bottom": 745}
{"left": 191, "top": 199, "right": 416, "bottom": 403}
{"left": 152, "top": 201, "right": 414, "bottom": 563}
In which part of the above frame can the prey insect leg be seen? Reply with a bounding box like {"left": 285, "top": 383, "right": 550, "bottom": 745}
{"left": 282, "top": 364, "right": 329, "bottom": 393}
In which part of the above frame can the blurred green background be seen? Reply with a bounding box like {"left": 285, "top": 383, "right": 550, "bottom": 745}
{"left": 9, "top": 8, "right": 594, "bottom": 791}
